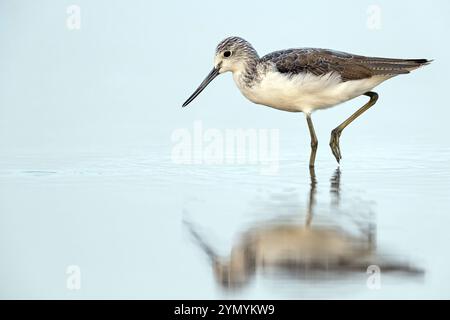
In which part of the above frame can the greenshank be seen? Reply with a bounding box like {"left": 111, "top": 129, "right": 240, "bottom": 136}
{"left": 182, "top": 36, "right": 431, "bottom": 167}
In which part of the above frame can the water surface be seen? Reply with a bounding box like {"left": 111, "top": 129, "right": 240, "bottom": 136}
{"left": 1, "top": 138, "right": 449, "bottom": 299}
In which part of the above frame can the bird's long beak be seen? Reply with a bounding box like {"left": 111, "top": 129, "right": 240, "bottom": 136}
{"left": 182, "top": 66, "right": 220, "bottom": 107}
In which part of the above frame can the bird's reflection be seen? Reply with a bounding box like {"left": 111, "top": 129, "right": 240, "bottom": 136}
{"left": 185, "top": 168, "right": 422, "bottom": 289}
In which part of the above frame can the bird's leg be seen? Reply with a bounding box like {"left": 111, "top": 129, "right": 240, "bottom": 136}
{"left": 305, "top": 113, "right": 318, "bottom": 167}
{"left": 329, "top": 91, "right": 378, "bottom": 163}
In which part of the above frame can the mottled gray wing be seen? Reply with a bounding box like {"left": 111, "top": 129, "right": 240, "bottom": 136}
{"left": 261, "top": 48, "right": 429, "bottom": 81}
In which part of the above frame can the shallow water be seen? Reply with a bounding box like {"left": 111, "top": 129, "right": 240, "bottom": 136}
{"left": 1, "top": 137, "right": 450, "bottom": 299}
{"left": 2, "top": 0, "right": 450, "bottom": 300}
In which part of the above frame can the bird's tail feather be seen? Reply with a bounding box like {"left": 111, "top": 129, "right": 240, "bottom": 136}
{"left": 363, "top": 58, "right": 432, "bottom": 76}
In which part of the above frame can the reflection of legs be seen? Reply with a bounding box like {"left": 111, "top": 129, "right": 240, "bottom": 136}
{"left": 305, "top": 166, "right": 317, "bottom": 227}
{"left": 329, "top": 91, "right": 378, "bottom": 163}
{"left": 306, "top": 113, "right": 318, "bottom": 168}
{"left": 330, "top": 167, "right": 341, "bottom": 206}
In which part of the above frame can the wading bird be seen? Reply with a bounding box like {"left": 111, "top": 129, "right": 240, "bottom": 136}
{"left": 182, "top": 37, "right": 431, "bottom": 167}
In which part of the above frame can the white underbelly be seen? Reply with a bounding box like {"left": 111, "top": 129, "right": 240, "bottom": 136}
{"left": 237, "top": 71, "right": 388, "bottom": 113}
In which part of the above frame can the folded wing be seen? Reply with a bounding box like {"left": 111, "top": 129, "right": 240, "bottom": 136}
{"left": 261, "top": 48, "right": 431, "bottom": 82}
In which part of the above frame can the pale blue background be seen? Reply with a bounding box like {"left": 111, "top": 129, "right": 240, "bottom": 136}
{"left": 1, "top": 0, "right": 449, "bottom": 299}
{"left": 0, "top": 0, "right": 446, "bottom": 152}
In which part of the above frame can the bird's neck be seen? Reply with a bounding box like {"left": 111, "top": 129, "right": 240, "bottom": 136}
{"left": 233, "top": 57, "right": 260, "bottom": 89}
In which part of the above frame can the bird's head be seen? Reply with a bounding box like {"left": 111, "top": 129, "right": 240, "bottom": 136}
{"left": 182, "top": 36, "right": 258, "bottom": 107}
{"left": 214, "top": 36, "right": 259, "bottom": 73}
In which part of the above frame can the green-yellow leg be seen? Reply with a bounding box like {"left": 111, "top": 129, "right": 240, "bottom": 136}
{"left": 306, "top": 113, "right": 318, "bottom": 168}
{"left": 330, "top": 91, "right": 379, "bottom": 163}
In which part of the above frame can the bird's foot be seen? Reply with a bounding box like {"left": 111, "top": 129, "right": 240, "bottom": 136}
{"left": 329, "top": 129, "right": 342, "bottom": 164}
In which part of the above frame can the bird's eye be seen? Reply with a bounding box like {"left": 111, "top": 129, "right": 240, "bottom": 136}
{"left": 223, "top": 50, "right": 232, "bottom": 58}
